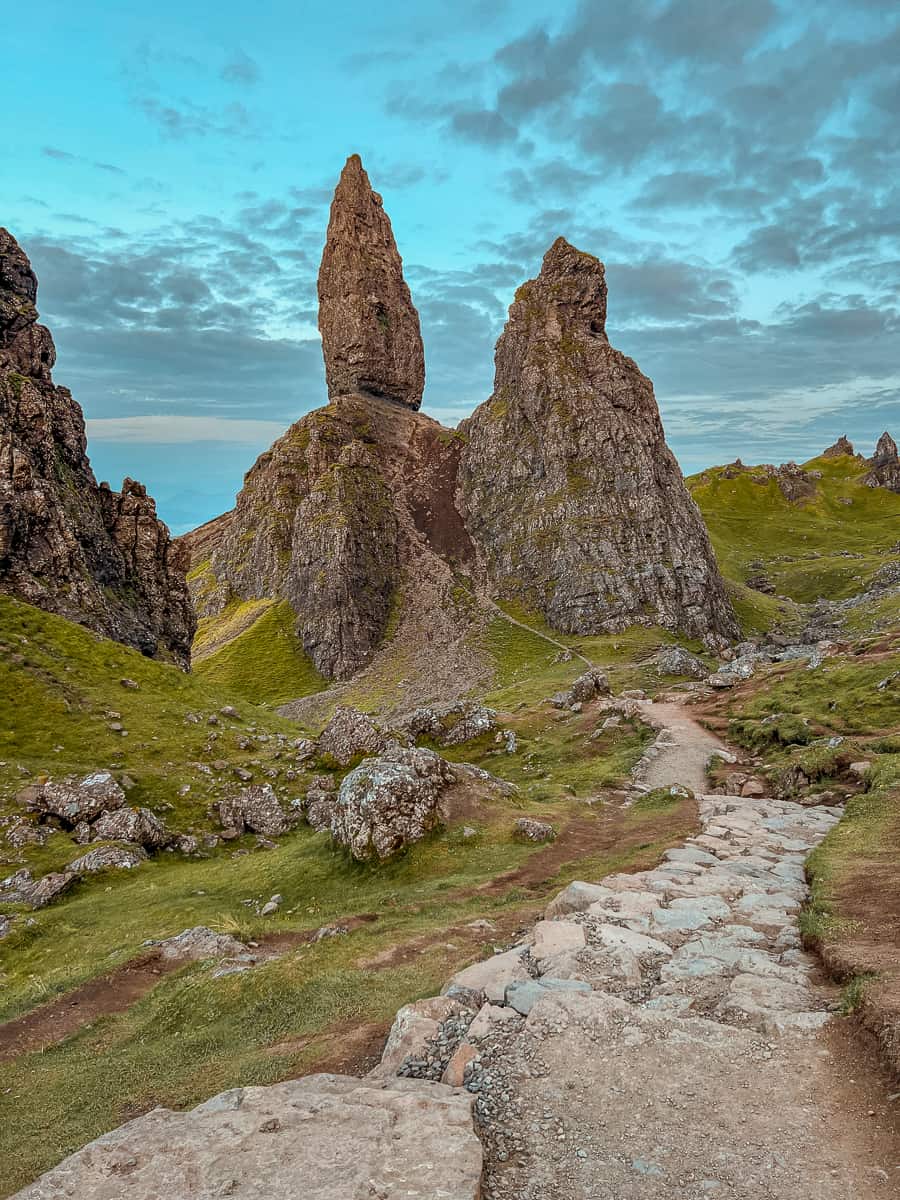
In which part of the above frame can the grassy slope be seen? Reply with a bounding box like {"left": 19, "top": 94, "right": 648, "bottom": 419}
{"left": 688, "top": 452, "right": 900, "bottom": 631}
{"left": 194, "top": 599, "right": 327, "bottom": 706}
{"left": 0, "top": 594, "right": 697, "bottom": 1194}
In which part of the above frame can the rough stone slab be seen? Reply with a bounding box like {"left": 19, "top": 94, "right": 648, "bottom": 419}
{"left": 443, "top": 946, "right": 528, "bottom": 1004}
{"left": 12, "top": 1075, "right": 482, "bottom": 1200}
{"left": 545, "top": 880, "right": 617, "bottom": 918}
{"left": 530, "top": 920, "right": 586, "bottom": 964}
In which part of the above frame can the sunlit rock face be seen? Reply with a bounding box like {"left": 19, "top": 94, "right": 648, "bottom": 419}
{"left": 457, "top": 237, "right": 738, "bottom": 648}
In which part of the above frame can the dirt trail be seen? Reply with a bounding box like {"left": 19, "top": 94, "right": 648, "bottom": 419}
{"left": 481, "top": 599, "right": 594, "bottom": 670}
{"left": 636, "top": 697, "right": 730, "bottom": 794}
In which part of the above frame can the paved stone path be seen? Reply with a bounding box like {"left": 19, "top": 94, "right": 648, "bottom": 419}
{"left": 372, "top": 702, "right": 899, "bottom": 1197}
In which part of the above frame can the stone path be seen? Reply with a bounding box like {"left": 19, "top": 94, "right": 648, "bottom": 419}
{"left": 634, "top": 697, "right": 731, "bottom": 795}
{"left": 369, "top": 699, "right": 900, "bottom": 1197}
{"left": 430, "top": 791, "right": 899, "bottom": 1198}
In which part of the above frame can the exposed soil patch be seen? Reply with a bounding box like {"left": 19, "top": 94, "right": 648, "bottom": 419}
{"left": 0, "top": 916, "right": 382, "bottom": 1063}
{"left": 0, "top": 952, "right": 179, "bottom": 1062}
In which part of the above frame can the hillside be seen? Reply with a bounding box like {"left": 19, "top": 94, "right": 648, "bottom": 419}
{"left": 688, "top": 448, "right": 900, "bottom": 635}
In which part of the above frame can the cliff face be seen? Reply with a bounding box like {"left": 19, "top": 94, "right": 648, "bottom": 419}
{"left": 864, "top": 431, "right": 900, "bottom": 493}
{"left": 193, "top": 395, "right": 472, "bottom": 680}
{"left": 457, "top": 238, "right": 737, "bottom": 647}
{"left": 0, "top": 228, "right": 195, "bottom": 665}
{"left": 318, "top": 155, "right": 425, "bottom": 410}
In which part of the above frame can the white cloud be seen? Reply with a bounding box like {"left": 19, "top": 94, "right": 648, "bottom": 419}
{"left": 85, "top": 415, "right": 288, "bottom": 444}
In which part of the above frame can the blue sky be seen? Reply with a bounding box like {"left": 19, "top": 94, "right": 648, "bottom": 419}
{"left": 4, "top": 0, "right": 898, "bottom": 532}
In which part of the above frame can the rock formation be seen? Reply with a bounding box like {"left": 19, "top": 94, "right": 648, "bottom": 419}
{"left": 457, "top": 238, "right": 737, "bottom": 647}
{"left": 186, "top": 174, "right": 738, "bottom": 689}
{"left": 822, "top": 435, "right": 856, "bottom": 458}
{"left": 0, "top": 229, "right": 194, "bottom": 664}
{"left": 864, "top": 430, "right": 900, "bottom": 492}
{"left": 318, "top": 154, "right": 425, "bottom": 410}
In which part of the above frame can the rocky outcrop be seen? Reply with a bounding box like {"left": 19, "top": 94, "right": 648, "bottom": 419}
{"left": 189, "top": 391, "right": 474, "bottom": 681}
{"left": 457, "top": 238, "right": 737, "bottom": 648}
{"left": 0, "top": 229, "right": 194, "bottom": 664}
{"left": 11, "top": 1075, "right": 482, "bottom": 1200}
{"left": 864, "top": 431, "right": 900, "bottom": 492}
{"left": 318, "top": 154, "right": 425, "bottom": 410}
{"left": 185, "top": 178, "right": 740, "bottom": 690}
{"left": 822, "top": 435, "right": 856, "bottom": 458}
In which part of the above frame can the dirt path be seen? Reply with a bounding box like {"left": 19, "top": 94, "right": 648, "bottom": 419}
{"left": 635, "top": 697, "right": 730, "bottom": 794}
{"left": 481, "top": 598, "right": 594, "bottom": 670}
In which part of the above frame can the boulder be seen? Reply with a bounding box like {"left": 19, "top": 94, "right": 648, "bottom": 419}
{"left": 11, "top": 1075, "right": 482, "bottom": 1200}
{"left": 68, "top": 845, "right": 147, "bottom": 872}
{"left": 304, "top": 775, "right": 338, "bottom": 832}
{"left": 331, "top": 744, "right": 455, "bottom": 861}
{"left": 23, "top": 771, "right": 125, "bottom": 825}
{"left": 92, "top": 805, "right": 171, "bottom": 849}
{"left": 394, "top": 701, "right": 497, "bottom": 747}
{"left": 567, "top": 668, "right": 611, "bottom": 704}
{"left": 216, "top": 784, "right": 289, "bottom": 837}
{"left": 27, "top": 871, "right": 78, "bottom": 909}
{"left": 655, "top": 645, "right": 708, "bottom": 678}
{"left": 317, "top": 706, "right": 385, "bottom": 766}
{"left": 513, "top": 817, "right": 556, "bottom": 843}
{"left": 156, "top": 926, "right": 249, "bottom": 962}
{"left": 373, "top": 995, "right": 461, "bottom": 1076}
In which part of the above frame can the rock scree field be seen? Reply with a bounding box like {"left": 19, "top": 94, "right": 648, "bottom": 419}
{"left": 1, "top": 151, "right": 900, "bottom": 1199}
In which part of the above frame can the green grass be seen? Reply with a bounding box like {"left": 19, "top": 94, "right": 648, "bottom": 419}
{"left": 194, "top": 600, "right": 327, "bottom": 706}
{"left": 689, "top": 454, "right": 900, "bottom": 615}
{"left": 0, "top": 595, "right": 306, "bottom": 836}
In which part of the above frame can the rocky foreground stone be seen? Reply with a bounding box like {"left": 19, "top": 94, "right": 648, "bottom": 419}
{"left": 0, "top": 228, "right": 194, "bottom": 664}
{"left": 11, "top": 1075, "right": 482, "bottom": 1200}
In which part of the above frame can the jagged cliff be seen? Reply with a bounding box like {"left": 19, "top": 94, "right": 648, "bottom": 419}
{"left": 865, "top": 431, "right": 900, "bottom": 493}
{"left": 186, "top": 164, "right": 737, "bottom": 686}
{"left": 0, "top": 228, "right": 195, "bottom": 664}
{"left": 457, "top": 238, "right": 737, "bottom": 647}
{"left": 190, "top": 394, "right": 472, "bottom": 680}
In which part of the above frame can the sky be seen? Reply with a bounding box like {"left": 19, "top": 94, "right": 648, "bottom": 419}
{"left": 3, "top": 0, "right": 898, "bottom": 533}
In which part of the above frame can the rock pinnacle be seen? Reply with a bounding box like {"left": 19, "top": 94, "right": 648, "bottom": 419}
{"left": 317, "top": 154, "right": 425, "bottom": 410}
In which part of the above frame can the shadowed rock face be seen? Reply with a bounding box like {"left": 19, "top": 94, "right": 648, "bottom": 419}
{"left": 0, "top": 228, "right": 195, "bottom": 664}
{"left": 865, "top": 430, "right": 900, "bottom": 492}
{"left": 318, "top": 155, "right": 425, "bottom": 410}
{"left": 189, "top": 393, "right": 474, "bottom": 681}
{"left": 457, "top": 237, "right": 737, "bottom": 648}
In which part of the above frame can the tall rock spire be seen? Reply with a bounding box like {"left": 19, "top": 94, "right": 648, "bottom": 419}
{"left": 457, "top": 237, "right": 738, "bottom": 648}
{"left": 317, "top": 154, "right": 425, "bottom": 410}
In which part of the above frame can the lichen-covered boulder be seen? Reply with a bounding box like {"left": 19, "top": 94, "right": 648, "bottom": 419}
{"left": 394, "top": 701, "right": 498, "bottom": 747}
{"left": 68, "top": 845, "right": 147, "bottom": 872}
{"left": 655, "top": 645, "right": 708, "bottom": 678}
{"left": 567, "top": 668, "right": 611, "bottom": 704}
{"left": 22, "top": 771, "right": 125, "bottom": 825}
{"left": 92, "top": 805, "right": 170, "bottom": 849}
{"left": 215, "top": 784, "right": 289, "bottom": 837}
{"left": 332, "top": 744, "right": 456, "bottom": 861}
{"left": 317, "top": 706, "right": 386, "bottom": 766}
{"left": 514, "top": 817, "right": 556, "bottom": 844}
